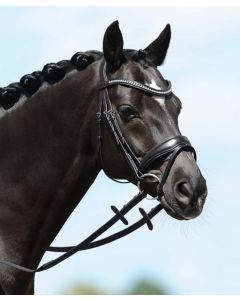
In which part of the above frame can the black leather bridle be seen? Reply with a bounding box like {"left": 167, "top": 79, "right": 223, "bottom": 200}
{"left": 0, "top": 60, "right": 197, "bottom": 273}
{"left": 97, "top": 61, "right": 196, "bottom": 195}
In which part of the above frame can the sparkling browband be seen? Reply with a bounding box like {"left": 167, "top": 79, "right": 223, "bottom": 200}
{"left": 99, "top": 79, "right": 172, "bottom": 96}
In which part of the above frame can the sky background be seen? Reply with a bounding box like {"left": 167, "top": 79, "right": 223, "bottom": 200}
{"left": 0, "top": 6, "right": 239, "bottom": 295}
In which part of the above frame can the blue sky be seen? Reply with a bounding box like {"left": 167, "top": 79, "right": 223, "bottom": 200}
{"left": 0, "top": 6, "right": 239, "bottom": 295}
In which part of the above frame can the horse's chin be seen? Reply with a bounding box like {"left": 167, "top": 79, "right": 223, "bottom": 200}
{"left": 160, "top": 196, "right": 202, "bottom": 221}
{"left": 160, "top": 196, "right": 186, "bottom": 220}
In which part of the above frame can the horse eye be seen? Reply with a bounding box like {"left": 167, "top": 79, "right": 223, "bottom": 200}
{"left": 118, "top": 105, "right": 139, "bottom": 121}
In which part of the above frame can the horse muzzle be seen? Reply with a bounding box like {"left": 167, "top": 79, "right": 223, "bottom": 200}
{"left": 137, "top": 137, "right": 207, "bottom": 220}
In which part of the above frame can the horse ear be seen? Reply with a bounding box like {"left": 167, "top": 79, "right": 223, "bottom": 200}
{"left": 103, "top": 20, "right": 124, "bottom": 71}
{"left": 144, "top": 24, "right": 171, "bottom": 66}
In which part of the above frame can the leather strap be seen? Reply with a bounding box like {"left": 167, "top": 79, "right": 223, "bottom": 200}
{"left": 139, "top": 136, "right": 196, "bottom": 172}
{"left": 1, "top": 191, "right": 164, "bottom": 273}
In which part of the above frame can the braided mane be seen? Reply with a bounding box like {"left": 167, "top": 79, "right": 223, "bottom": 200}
{"left": 0, "top": 51, "right": 102, "bottom": 110}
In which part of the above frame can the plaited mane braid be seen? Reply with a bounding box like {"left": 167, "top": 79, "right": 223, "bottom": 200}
{"left": 0, "top": 52, "right": 97, "bottom": 110}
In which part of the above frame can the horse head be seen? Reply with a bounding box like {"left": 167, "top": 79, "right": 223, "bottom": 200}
{"left": 98, "top": 21, "right": 207, "bottom": 220}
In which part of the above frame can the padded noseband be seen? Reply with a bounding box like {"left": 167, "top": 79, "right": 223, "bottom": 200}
{"left": 139, "top": 135, "right": 196, "bottom": 173}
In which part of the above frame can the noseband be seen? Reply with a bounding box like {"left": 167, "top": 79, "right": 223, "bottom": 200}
{"left": 0, "top": 60, "right": 197, "bottom": 273}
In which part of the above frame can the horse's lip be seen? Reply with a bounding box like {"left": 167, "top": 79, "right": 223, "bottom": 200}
{"left": 160, "top": 196, "right": 189, "bottom": 221}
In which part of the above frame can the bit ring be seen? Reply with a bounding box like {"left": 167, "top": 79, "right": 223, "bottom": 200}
{"left": 137, "top": 173, "right": 161, "bottom": 194}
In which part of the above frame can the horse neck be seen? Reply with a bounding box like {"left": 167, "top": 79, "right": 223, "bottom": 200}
{"left": 0, "top": 60, "right": 101, "bottom": 293}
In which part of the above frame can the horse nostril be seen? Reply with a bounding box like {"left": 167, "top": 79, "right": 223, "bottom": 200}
{"left": 174, "top": 180, "right": 192, "bottom": 207}
{"left": 178, "top": 182, "right": 190, "bottom": 197}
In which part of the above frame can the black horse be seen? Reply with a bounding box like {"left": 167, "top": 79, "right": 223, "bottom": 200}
{"left": 0, "top": 21, "right": 207, "bottom": 294}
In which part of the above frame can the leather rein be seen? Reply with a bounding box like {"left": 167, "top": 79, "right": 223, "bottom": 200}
{"left": 0, "top": 61, "right": 196, "bottom": 273}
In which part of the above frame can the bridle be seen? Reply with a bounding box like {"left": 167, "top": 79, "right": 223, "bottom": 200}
{"left": 97, "top": 61, "right": 196, "bottom": 195}
{"left": 0, "top": 60, "right": 197, "bottom": 273}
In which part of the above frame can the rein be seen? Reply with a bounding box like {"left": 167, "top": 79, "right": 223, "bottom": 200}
{"left": 0, "top": 60, "right": 196, "bottom": 273}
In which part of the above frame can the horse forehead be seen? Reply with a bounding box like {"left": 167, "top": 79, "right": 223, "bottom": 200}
{"left": 115, "top": 63, "right": 169, "bottom": 109}
{"left": 131, "top": 70, "right": 168, "bottom": 112}
{"left": 148, "top": 79, "right": 166, "bottom": 107}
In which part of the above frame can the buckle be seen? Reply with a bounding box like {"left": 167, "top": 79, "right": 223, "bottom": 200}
{"left": 96, "top": 112, "right": 102, "bottom": 124}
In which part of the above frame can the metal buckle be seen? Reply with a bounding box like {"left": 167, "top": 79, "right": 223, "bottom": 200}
{"left": 96, "top": 112, "right": 102, "bottom": 124}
